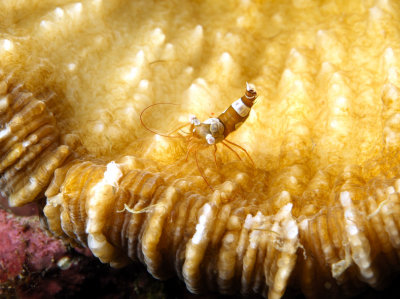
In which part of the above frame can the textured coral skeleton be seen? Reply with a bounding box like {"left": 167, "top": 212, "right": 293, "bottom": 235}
{"left": 2, "top": 0, "right": 400, "bottom": 298}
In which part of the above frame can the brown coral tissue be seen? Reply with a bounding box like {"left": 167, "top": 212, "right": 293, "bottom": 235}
{"left": 3, "top": 0, "right": 400, "bottom": 298}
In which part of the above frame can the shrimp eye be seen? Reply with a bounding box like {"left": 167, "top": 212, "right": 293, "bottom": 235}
{"left": 189, "top": 115, "right": 200, "bottom": 126}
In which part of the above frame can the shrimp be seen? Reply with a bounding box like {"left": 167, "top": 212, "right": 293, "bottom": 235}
{"left": 140, "top": 83, "right": 258, "bottom": 189}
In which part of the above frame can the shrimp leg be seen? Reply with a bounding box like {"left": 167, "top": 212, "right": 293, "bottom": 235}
{"left": 224, "top": 139, "right": 255, "bottom": 167}
{"left": 195, "top": 150, "right": 214, "bottom": 190}
{"left": 222, "top": 141, "right": 242, "bottom": 161}
{"left": 213, "top": 144, "right": 219, "bottom": 168}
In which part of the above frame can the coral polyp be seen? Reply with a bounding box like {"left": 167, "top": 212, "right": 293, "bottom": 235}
{"left": 2, "top": 0, "right": 400, "bottom": 298}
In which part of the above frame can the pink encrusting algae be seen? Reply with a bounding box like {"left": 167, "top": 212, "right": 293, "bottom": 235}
{"left": 0, "top": 208, "right": 66, "bottom": 282}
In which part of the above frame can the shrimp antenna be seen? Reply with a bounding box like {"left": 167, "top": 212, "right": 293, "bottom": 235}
{"left": 140, "top": 103, "right": 185, "bottom": 138}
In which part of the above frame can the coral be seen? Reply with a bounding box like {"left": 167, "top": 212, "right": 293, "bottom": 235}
{"left": 2, "top": 0, "right": 400, "bottom": 298}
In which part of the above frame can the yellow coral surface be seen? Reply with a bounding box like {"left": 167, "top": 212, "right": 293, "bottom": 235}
{"left": 2, "top": 0, "right": 400, "bottom": 298}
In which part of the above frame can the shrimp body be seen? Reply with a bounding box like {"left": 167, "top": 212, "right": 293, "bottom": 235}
{"left": 189, "top": 82, "right": 257, "bottom": 146}
{"left": 140, "top": 83, "right": 257, "bottom": 189}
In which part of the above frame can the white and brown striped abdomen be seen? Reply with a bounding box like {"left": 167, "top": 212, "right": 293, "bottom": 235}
{"left": 218, "top": 83, "right": 257, "bottom": 138}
